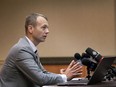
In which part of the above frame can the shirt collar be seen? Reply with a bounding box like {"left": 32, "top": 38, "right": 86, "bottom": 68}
{"left": 25, "top": 36, "right": 37, "bottom": 52}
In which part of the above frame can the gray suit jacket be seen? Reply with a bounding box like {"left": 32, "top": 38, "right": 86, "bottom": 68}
{"left": 0, "top": 37, "right": 64, "bottom": 87}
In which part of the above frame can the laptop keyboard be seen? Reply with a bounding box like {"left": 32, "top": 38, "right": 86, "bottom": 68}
{"left": 57, "top": 78, "right": 89, "bottom": 86}
{"left": 67, "top": 78, "right": 88, "bottom": 83}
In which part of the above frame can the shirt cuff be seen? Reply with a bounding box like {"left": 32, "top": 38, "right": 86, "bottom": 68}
{"left": 58, "top": 74, "right": 67, "bottom": 82}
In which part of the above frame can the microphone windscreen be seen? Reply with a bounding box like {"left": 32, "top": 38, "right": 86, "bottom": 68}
{"left": 85, "top": 47, "right": 102, "bottom": 62}
{"left": 81, "top": 58, "right": 97, "bottom": 71}
{"left": 74, "top": 53, "right": 81, "bottom": 60}
{"left": 82, "top": 53, "right": 90, "bottom": 59}
{"left": 81, "top": 58, "right": 91, "bottom": 66}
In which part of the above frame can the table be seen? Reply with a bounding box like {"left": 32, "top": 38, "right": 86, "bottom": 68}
{"left": 43, "top": 81, "right": 116, "bottom": 87}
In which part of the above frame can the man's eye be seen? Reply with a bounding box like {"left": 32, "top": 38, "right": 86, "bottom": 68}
{"left": 42, "top": 27, "right": 46, "bottom": 30}
{"left": 42, "top": 26, "right": 48, "bottom": 30}
{"left": 42, "top": 26, "right": 46, "bottom": 29}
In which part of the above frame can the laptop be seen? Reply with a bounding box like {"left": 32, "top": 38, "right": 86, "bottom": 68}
{"left": 57, "top": 56, "right": 116, "bottom": 86}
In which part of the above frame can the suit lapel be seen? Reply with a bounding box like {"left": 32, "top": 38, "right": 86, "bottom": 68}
{"left": 34, "top": 50, "right": 40, "bottom": 65}
{"left": 18, "top": 37, "right": 40, "bottom": 65}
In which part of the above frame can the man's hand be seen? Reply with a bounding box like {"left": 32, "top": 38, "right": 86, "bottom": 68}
{"left": 60, "top": 60, "right": 82, "bottom": 81}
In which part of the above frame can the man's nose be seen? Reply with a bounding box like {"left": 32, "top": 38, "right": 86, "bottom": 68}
{"left": 45, "top": 28, "right": 49, "bottom": 34}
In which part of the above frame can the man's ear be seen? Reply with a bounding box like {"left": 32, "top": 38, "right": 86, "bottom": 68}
{"left": 28, "top": 25, "right": 34, "bottom": 34}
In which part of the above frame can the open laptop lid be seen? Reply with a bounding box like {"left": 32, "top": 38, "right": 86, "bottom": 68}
{"left": 87, "top": 56, "right": 116, "bottom": 85}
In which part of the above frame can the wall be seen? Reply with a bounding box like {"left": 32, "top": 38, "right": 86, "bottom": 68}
{"left": 0, "top": 0, "right": 116, "bottom": 60}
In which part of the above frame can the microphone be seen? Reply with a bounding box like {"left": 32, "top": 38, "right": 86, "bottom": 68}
{"left": 81, "top": 52, "right": 97, "bottom": 71}
{"left": 85, "top": 47, "right": 103, "bottom": 63}
{"left": 82, "top": 53, "right": 90, "bottom": 59}
{"left": 81, "top": 58, "right": 97, "bottom": 71}
{"left": 74, "top": 53, "right": 82, "bottom": 65}
{"left": 74, "top": 53, "right": 81, "bottom": 60}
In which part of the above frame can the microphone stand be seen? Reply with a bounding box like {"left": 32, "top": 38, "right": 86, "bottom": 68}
{"left": 86, "top": 67, "right": 91, "bottom": 80}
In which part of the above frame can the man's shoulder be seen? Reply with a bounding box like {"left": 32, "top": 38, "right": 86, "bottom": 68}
{"left": 9, "top": 37, "right": 33, "bottom": 54}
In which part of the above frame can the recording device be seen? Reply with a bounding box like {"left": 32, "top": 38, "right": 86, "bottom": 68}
{"left": 74, "top": 53, "right": 82, "bottom": 65}
{"left": 74, "top": 52, "right": 90, "bottom": 60}
{"left": 82, "top": 53, "right": 91, "bottom": 58}
{"left": 81, "top": 58, "right": 98, "bottom": 80}
{"left": 74, "top": 52, "right": 97, "bottom": 79}
{"left": 74, "top": 52, "right": 97, "bottom": 71}
{"left": 85, "top": 47, "right": 103, "bottom": 62}
{"left": 82, "top": 53, "right": 97, "bottom": 71}
{"left": 74, "top": 53, "right": 81, "bottom": 60}
{"left": 81, "top": 58, "right": 97, "bottom": 71}
{"left": 74, "top": 48, "right": 102, "bottom": 79}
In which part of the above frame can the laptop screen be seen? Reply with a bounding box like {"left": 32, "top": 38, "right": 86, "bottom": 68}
{"left": 87, "top": 56, "right": 116, "bottom": 85}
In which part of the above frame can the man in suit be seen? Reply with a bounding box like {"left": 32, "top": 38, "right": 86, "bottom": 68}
{"left": 0, "top": 13, "right": 82, "bottom": 87}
